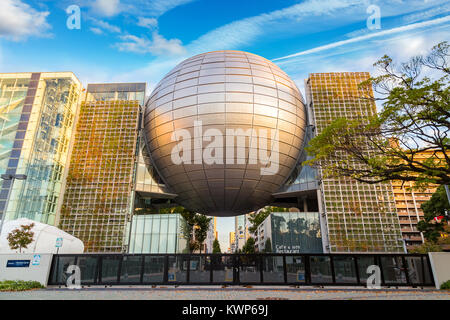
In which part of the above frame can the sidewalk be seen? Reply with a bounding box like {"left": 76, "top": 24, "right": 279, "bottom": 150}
{"left": 1, "top": 286, "right": 449, "bottom": 300}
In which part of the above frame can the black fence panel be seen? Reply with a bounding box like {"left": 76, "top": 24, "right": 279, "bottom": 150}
{"left": 48, "top": 253, "right": 435, "bottom": 287}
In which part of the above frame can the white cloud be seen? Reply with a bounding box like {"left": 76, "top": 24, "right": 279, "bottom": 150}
{"left": 116, "top": 31, "right": 186, "bottom": 56}
{"left": 92, "top": 0, "right": 121, "bottom": 17}
{"left": 402, "top": 2, "right": 450, "bottom": 24}
{"left": 277, "top": 26, "right": 450, "bottom": 101}
{"left": 129, "top": 0, "right": 197, "bottom": 17}
{"left": 273, "top": 16, "right": 450, "bottom": 61}
{"left": 0, "top": 0, "right": 51, "bottom": 41}
{"left": 186, "top": 0, "right": 450, "bottom": 56}
{"left": 90, "top": 27, "right": 104, "bottom": 35}
{"left": 137, "top": 17, "right": 158, "bottom": 29}
{"left": 90, "top": 18, "right": 122, "bottom": 34}
{"left": 104, "top": 0, "right": 450, "bottom": 94}
{"left": 186, "top": 0, "right": 362, "bottom": 54}
{"left": 151, "top": 32, "right": 186, "bottom": 56}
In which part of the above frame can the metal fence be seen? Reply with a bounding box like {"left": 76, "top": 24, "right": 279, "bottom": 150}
{"left": 48, "top": 253, "right": 435, "bottom": 287}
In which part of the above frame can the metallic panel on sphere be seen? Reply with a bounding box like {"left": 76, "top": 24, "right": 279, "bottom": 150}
{"left": 144, "top": 50, "right": 306, "bottom": 216}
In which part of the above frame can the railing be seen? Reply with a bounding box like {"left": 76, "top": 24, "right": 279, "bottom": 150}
{"left": 48, "top": 253, "right": 435, "bottom": 287}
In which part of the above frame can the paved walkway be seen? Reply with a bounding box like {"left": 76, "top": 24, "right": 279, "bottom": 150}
{"left": 1, "top": 286, "right": 449, "bottom": 300}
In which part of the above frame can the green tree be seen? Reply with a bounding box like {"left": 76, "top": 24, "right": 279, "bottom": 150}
{"left": 242, "top": 237, "right": 256, "bottom": 254}
{"left": 248, "top": 207, "right": 271, "bottom": 234}
{"left": 263, "top": 238, "right": 272, "bottom": 253}
{"left": 180, "top": 210, "right": 196, "bottom": 253}
{"left": 212, "top": 239, "right": 221, "bottom": 253}
{"left": 417, "top": 185, "right": 450, "bottom": 242}
{"left": 248, "top": 206, "right": 288, "bottom": 234}
{"left": 7, "top": 223, "right": 35, "bottom": 253}
{"left": 194, "top": 214, "right": 212, "bottom": 254}
{"left": 305, "top": 42, "right": 450, "bottom": 188}
{"left": 408, "top": 241, "right": 443, "bottom": 254}
{"left": 180, "top": 209, "right": 212, "bottom": 253}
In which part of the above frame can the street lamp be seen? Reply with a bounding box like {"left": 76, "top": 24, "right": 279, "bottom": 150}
{"left": 0, "top": 174, "right": 27, "bottom": 236}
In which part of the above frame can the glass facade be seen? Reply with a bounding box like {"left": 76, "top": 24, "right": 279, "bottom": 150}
{"left": 134, "top": 136, "right": 171, "bottom": 196}
{"left": 86, "top": 83, "right": 145, "bottom": 106}
{"left": 0, "top": 72, "right": 81, "bottom": 225}
{"left": 267, "top": 211, "right": 323, "bottom": 253}
{"left": 0, "top": 75, "right": 30, "bottom": 176}
{"left": 59, "top": 82, "right": 146, "bottom": 253}
{"left": 307, "top": 73, "right": 403, "bottom": 253}
{"left": 126, "top": 214, "right": 186, "bottom": 254}
{"left": 48, "top": 253, "right": 436, "bottom": 286}
{"left": 234, "top": 214, "right": 248, "bottom": 251}
{"left": 280, "top": 125, "right": 318, "bottom": 193}
{"left": 59, "top": 99, "right": 140, "bottom": 252}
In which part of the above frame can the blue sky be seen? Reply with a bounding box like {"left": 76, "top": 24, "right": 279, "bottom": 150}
{"left": 1, "top": 0, "right": 449, "bottom": 251}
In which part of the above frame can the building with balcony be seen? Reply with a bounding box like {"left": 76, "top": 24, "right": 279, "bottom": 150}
{"left": 391, "top": 149, "right": 450, "bottom": 248}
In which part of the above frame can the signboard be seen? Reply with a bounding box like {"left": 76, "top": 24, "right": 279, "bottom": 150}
{"left": 168, "top": 270, "right": 176, "bottom": 282}
{"left": 297, "top": 271, "right": 305, "bottom": 281}
{"left": 32, "top": 254, "right": 41, "bottom": 266}
{"left": 1, "top": 254, "right": 53, "bottom": 286}
{"left": 6, "top": 260, "right": 30, "bottom": 268}
{"left": 225, "top": 268, "right": 233, "bottom": 282}
{"left": 55, "top": 237, "right": 63, "bottom": 248}
{"left": 275, "top": 245, "right": 301, "bottom": 253}
{"left": 190, "top": 261, "right": 198, "bottom": 270}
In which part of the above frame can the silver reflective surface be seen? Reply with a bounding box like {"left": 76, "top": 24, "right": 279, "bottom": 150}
{"left": 144, "top": 51, "right": 306, "bottom": 216}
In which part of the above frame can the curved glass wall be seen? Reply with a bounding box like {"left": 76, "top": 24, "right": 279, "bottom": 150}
{"left": 279, "top": 124, "right": 318, "bottom": 193}
{"left": 134, "top": 136, "right": 170, "bottom": 195}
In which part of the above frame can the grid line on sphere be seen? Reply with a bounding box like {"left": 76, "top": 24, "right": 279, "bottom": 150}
{"left": 174, "top": 52, "right": 208, "bottom": 213}
{"left": 231, "top": 52, "right": 256, "bottom": 212}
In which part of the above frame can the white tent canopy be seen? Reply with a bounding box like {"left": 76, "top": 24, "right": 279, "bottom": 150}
{"left": 0, "top": 218, "right": 84, "bottom": 254}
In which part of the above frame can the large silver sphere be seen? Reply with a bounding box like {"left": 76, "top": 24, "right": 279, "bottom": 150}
{"left": 144, "top": 51, "right": 306, "bottom": 216}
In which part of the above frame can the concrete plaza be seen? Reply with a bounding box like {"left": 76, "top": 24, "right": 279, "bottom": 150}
{"left": 0, "top": 286, "right": 449, "bottom": 300}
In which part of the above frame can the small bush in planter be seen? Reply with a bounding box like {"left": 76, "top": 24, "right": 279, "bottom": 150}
{"left": 440, "top": 280, "right": 450, "bottom": 290}
{"left": 0, "top": 280, "right": 44, "bottom": 291}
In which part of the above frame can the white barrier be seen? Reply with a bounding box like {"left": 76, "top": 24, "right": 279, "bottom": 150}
{"left": 0, "top": 218, "right": 84, "bottom": 254}
{"left": 0, "top": 253, "right": 53, "bottom": 286}
{"left": 428, "top": 252, "right": 450, "bottom": 289}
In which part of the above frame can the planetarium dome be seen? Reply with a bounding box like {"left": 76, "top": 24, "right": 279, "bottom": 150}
{"left": 144, "top": 50, "right": 306, "bottom": 216}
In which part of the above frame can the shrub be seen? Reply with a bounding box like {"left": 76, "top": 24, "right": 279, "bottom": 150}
{"left": 440, "top": 280, "right": 450, "bottom": 290}
{"left": 408, "top": 241, "right": 443, "bottom": 254}
{"left": 0, "top": 280, "right": 44, "bottom": 292}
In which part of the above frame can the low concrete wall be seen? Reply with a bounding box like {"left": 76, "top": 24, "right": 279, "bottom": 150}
{"left": 0, "top": 253, "right": 53, "bottom": 286}
{"left": 428, "top": 252, "right": 450, "bottom": 289}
